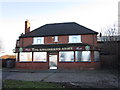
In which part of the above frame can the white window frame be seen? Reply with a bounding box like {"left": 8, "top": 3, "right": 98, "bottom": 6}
{"left": 54, "top": 36, "right": 58, "bottom": 42}
{"left": 16, "top": 40, "right": 20, "bottom": 47}
{"left": 33, "top": 52, "right": 47, "bottom": 62}
{"left": 81, "top": 51, "right": 91, "bottom": 62}
{"left": 59, "top": 51, "right": 74, "bottom": 62}
{"left": 16, "top": 53, "right": 18, "bottom": 62}
{"left": 19, "top": 52, "right": 32, "bottom": 62}
{"left": 69, "top": 35, "right": 82, "bottom": 43}
{"left": 33, "top": 37, "right": 44, "bottom": 44}
{"left": 75, "top": 51, "right": 91, "bottom": 62}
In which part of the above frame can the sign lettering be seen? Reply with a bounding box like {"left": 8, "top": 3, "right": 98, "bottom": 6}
{"left": 21, "top": 46, "right": 88, "bottom": 52}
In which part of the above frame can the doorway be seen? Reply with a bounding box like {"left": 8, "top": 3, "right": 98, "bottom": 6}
{"left": 49, "top": 55, "right": 57, "bottom": 69}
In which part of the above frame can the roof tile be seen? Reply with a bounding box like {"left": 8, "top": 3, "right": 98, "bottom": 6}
{"left": 20, "top": 22, "right": 98, "bottom": 37}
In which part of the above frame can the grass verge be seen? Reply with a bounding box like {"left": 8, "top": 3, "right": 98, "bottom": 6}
{"left": 3, "top": 80, "right": 65, "bottom": 89}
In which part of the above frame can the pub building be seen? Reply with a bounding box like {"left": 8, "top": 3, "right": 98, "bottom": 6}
{"left": 15, "top": 20, "right": 100, "bottom": 70}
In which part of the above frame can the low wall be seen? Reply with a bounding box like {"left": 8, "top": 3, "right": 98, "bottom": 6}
{"left": 58, "top": 62, "right": 100, "bottom": 70}
{"left": 16, "top": 62, "right": 101, "bottom": 70}
{"left": 16, "top": 62, "right": 49, "bottom": 70}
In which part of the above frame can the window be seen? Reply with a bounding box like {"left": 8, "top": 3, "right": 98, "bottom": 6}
{"left": 54, "top": 36, "right": 58, "bottom": 42}
{"left": 59, "top": 51, "right": 74, "bottom": 62}
{"left": 81, "top": 51, "right": 91, "bottom": 62}
{"left": 33, "top": 37, "right": 44, "bottom": 44}
{"left": 69, "top": 35, "right": 82, "bottom": 43}
{"left": 16, "top": 40, "right": 20, "bottom": 47}
{"left": 33, "top": 52, "right": 47, "bottom": 62}
{"left": 37, "top": 39, "right": 42, "bottom": 44}
{"left": 19, "top": 52, "right": 32, "bottom": 62}
{"left": 94, "top": 51, "right": 100, "bottom": 61}
{"left": 75, "top": 51, "right": 91, "bottom": 62}
{"left": 72, "top": 37, "right": 77, "bottom": 43}
{"left": 16, "top": 53, "right": 18, "bottom": 62}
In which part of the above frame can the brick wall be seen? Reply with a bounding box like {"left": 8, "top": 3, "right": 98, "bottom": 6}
{"left": 20, "top": 37, "right": 33, "bottom": 47}
{"left": 82, "top": 34, "right": 97, "bottom": 46}
{"left": 44, "top": 36, "right": 69, "bottom": 44}
{"left": 16, "top": 62, "right": 100, "bottom": 70}
{"left": 19, "top": 34, "right": 97, "bottom": 47}
{"left": 57, "top": 36, "right": 69, "bottom": 44}
{"left": 44, "top": 36, "right": 54, "bottom": 44}
{"left": 16, "top": 62, "right": 49, "bottom": 70}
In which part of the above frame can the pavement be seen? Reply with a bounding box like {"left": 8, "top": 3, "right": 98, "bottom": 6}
{"left": 2, "top": 68, "right": 119, "bottom": 88}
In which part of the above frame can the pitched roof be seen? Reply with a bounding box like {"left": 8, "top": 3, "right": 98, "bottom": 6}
{"left": 20, "top": 22, "right": 98, "bottom": 38}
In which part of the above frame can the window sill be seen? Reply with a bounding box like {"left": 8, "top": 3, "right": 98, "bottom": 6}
{"left": 19, "top": 61, "right": 32, "bottom": 62}
{"left": 33, "top": 61, "right": 47, "bottom": 62}
{"left": 59, "top": 61, "right": 74, "bottom": 62}
{"left": 75, "top": 61, "right": 91, "bottom": 62}
{"left": 32, "top": 43, "right": 44, "bottom": 45}
{"left": 68, "top": 42, "right": 82, "bottom": 43}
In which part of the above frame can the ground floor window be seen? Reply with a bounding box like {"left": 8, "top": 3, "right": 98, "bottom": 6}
{"left": 19, "top": 52, "right": 32, "bottom": 62}
{"left": 94, "top": 51, "right": 100, "bottom": 61}
{"left": 33, "top": 52, "right": 47, "bottom": 62}
{"left": 75, "top": 51, "right": 91, "bottom": 62}
{"left": 59, "top": 51, "right": 74, "bottom": 62}
{"left": 18, "top": 50, "right": 99, "bottom": 62}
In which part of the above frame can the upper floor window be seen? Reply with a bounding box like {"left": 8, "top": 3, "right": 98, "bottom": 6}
{"left": 54, "top": 36, "right": 58, "bottom": 42}
{"left": 69, "top": 35, "right": 82, "bottom": 43}
{"left": 33, "top": 37, "right": 44, "bottom": 44}
{"left": 16, "top": 40, "right": 20, "bottom": 47}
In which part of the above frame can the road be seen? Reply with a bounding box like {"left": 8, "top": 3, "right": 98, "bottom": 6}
{"left": 0, "top": 69, "right": 2, "bottom": 90}
{"left": 2, "top": 69, "right": 119, "bottom": 88}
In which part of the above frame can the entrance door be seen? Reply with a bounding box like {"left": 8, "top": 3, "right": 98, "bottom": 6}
{"left": 49, "top": 55, "right": 57, "bottom": 69}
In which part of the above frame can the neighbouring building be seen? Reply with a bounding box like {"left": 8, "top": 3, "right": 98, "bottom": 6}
{"left": 14, "top": 20, "right": 100, "bottom": 70}
{"left": 1, "top": 55, "right": 16, "bottom": 68}
{"left": 97, "top": 36, "right": 120, "bottom": 69}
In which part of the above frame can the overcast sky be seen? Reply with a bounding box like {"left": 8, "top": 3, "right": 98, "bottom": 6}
{"left": 0, "top": 0, "right": 119, "bottom": 55}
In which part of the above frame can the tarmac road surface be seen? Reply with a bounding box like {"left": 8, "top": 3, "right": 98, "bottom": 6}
{"left": 2, "top": 69, "right": 119, "bottom": 88}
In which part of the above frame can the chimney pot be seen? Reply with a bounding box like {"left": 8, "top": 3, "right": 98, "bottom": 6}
{"left": 25, "top": 20, "right": 30, "bottom": 34}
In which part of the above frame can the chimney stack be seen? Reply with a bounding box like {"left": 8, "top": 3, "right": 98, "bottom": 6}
{"left": 25, "top": 19, "right": 30, "bottom": 34}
